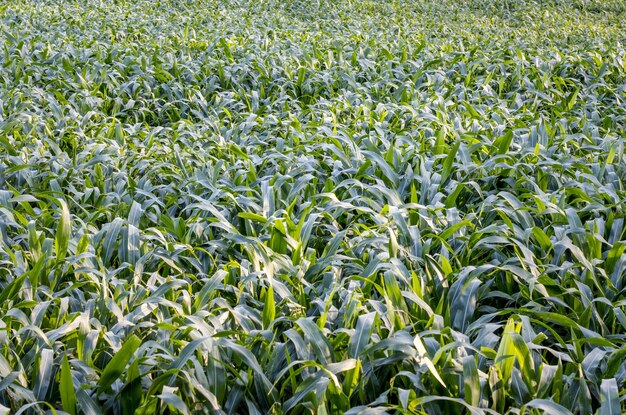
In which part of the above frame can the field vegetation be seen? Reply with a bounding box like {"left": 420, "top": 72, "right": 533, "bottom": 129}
{"left": 1, "top": 0, "right": 626, "bottom": 413}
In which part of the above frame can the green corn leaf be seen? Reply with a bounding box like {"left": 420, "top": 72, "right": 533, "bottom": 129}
{"left": 158, "top": 388, "right": 190, "bottom": 415}
{"left": 495, "top": 318, "right": 517, "bottom": 385}
{"left": 55, "top": 199, "right": 71, "bottom": 261}
{"left": 493, "top": 130, "right": 514, "bottom": 155}
{"left": 121, "top": 359, "right": 143, "bottom": 415}
{"left": 349, "top": 312, "right": 376, "bottom": 358}
{"left": 462, "top": 356, "right": 480, "bottom": 406}
{"left": 33, "top": 348, "right": 53, "bottom": 401}
{"left": 414, "top": 334, "right": 446, "bottom": 388}
{"left": 342, "top": 358, "right": 361, "bottom": 398}
{"left": 599, "top": 378, "right": 620, "bottom": 415}
{"left": 296, "top": 318, "right": 333, "bottom": 366}
{"left": 102, "top": 217, "right": 123, "bottom": 265}
{"left": 524, "top": 400, "right": 573, "bottom": 415}
{"left": 98, "top": 335, "right": 141, "bottom": 394}
{"left": 262, "top": 285, "right": 275, "bottom": 329}
{"left": 441, "top": 140, "right": 460, "bottom": 183}
{"left": 60, "top": 354, "right": 77, "bottom": 415}
{"left": 237, "top": 212, "right": 267, "bottom": 224}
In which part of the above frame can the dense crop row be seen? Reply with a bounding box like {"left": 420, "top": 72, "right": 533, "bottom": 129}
{"left": 1, "top": 0, "right": 625, "bottom": 413}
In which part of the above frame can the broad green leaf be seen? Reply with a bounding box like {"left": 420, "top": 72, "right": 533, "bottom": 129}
{"left": 441, "top": 140, "right": 460, "bottom": 183}
{"left": 158, "top": 388, "right": 190, "bottom": 415}
{"left": 599, "top": 378, "right": 620, "bottom": 415}
{"left": 462, "top": 356, "right": 480, "bottom": 406}
{"left": 524, "top": 399, "right": 573, "bottom": 415}
{"left": 238, "top": 212, "right": 267, "bottom": 224}
{"left": 55, "top": 199, "right": 71, "bottom": 261}
{"left": 262, "top": 285, "right": 275, "bottom": 329}
{"left": 33, "top": 348, "right": 53, "bottom": 400}
{"left": 495, "top": 318, "right": 517, "bottom": 385}
{"left": 349, "top": 312, "right": 376, "bottom": 358}
{"left": 414, "top": 334, "right": 446, "bottom": 387}
{"left": 60, "top": 354, "right": 77, "bottom": 415}
{"left": 98, "top": 335, "right": 141, "bottom": 394}
{"left": 493, "top": 130, "right": 514, "bottom": 155}
{"left": 121, "top": 359, "right": 142, "bottom": 415}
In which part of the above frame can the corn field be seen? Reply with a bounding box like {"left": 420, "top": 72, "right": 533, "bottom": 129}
{"left": 1, "top": 0, "right": 626, "bottom": 413}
